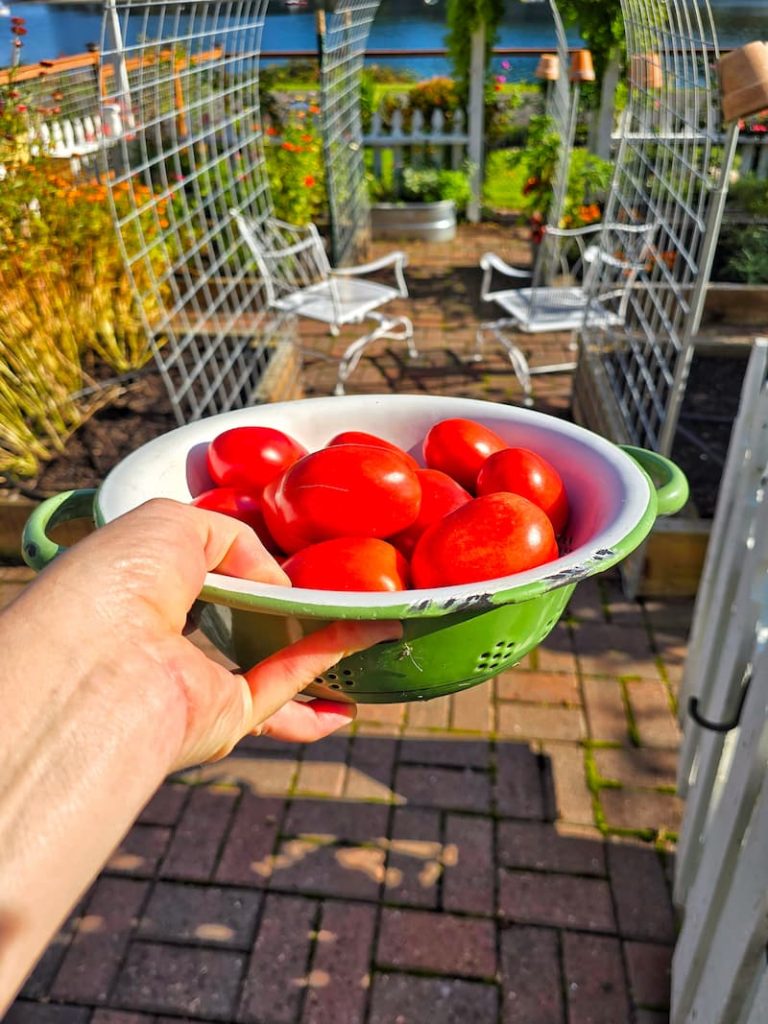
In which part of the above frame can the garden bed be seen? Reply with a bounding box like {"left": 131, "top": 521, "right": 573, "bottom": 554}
{"left": 573, "top": 343, "right": 750, "bottom": 596}
{"left": 0, "top": 341, "right": 304, "bottom": 560}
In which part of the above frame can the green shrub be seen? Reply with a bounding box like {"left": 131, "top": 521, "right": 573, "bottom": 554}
{"left": 369, "top": 164, "right": 472, "bottom": 213}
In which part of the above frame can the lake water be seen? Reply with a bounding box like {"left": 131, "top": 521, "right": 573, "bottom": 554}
{"left": 3, "top": 0, "right": 766, "bottom": 78}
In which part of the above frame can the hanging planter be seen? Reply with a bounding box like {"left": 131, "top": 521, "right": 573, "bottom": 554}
{"left": 718, "top": 41, "right": 768, "bottom": 122}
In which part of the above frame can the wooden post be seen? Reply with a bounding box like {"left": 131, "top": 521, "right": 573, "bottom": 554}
{"left": 174, "top": 58, "right": 188, "bottom": 139}
{"left": 466, "top": 23, "right": 485, "bottom": 224}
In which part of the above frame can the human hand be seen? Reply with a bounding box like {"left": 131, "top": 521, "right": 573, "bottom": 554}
{"left": 9, "top": 498, "right": 401, "bottom": 771}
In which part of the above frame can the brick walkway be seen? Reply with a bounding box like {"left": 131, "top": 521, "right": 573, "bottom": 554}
{"left": 5, "top": 226, "right": 692, "bottom": 1024}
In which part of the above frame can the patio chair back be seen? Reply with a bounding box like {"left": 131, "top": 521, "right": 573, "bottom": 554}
{"left": 231, "top": 212, "right": 345, "bottom": 322}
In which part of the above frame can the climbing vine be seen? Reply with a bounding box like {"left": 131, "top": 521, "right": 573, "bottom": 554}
{"left": 445, "top": 0, "right": 504, "bottom": 101}
{"left": 556, "top": 0, "right": 625, "bottom": 82}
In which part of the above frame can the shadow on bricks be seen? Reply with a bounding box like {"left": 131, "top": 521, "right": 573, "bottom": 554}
{"left": 11, "top": 732, "right": 676, "bottom": 1024}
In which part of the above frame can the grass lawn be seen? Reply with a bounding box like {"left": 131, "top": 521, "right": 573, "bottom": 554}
{"left": 483, "top": 149, "right": 527, "bottom": 213}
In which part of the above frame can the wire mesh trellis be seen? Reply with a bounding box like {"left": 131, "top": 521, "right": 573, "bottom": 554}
{"left": 99, "top": 0, "right": 298, "bottom": 426}
{"left": 316, "top": 0, "right": 381, "bottom": 266}
{"left": 580, "top": 0, "right": 740, "bottom": 455}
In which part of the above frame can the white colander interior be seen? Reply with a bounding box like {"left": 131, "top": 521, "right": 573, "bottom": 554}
{"left": 98, "top": 394, "right": 651, "bottom": 610}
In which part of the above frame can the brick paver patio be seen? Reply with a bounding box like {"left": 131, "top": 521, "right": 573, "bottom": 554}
{"left": 4, "top": 226, "right": 693, "bottom": 1024}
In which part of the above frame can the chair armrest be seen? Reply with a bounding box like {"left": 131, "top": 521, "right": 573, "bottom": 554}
{"left": 479, "top": 252, "right": 532, "bottom": 278}
{"left": 546, "top": 223, "right": 604, "bottom": 239}
{"left": 331, "top": 250, "right": 409, "bottom": 297}
{"left": 479, "top": 251, "right": 531, "bottom": 302}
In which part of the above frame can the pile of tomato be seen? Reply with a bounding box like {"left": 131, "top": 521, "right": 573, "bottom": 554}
{"left": 191, "top": 418, "right": 568, "bottom": 592}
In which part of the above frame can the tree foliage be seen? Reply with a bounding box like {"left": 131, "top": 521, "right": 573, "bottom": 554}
{"left": 556, "top": 0, "right": 625, "bottom": 81}
{"left": 445, "top": 0, "right": 504, "bottom": 101}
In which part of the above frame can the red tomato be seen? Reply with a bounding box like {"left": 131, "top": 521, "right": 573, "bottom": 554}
{"left": 263, "top": 444, "right": 421, "bottom": 553}
{"left": 282, "top": 537, "right": 410, "bottom": 591}
{"left": 192, "top": 487, "right": 281, "bottom": 555}
{"left": 390, "top": 468, "right": 472, "bottom": 557}
{"left": 476, "top": 447, "right": 569, "bottom": 534}
{"left": 207, "top": 426, "right": 307, "bottom": 492}
{"left": 422, "top": 418, "right": 508, "bottom": 491}
{"left": 261, "top": 475, "right": 312, "bottom": 554}
{"left": 411, "top": 492, "right": 559, "bottom": 588}
{"left": 327, "top": 430, "right": 419, "bottom": 470}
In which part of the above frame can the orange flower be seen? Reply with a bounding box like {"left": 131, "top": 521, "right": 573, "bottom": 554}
{"left": 308, "top": 104, "right": 320, "bottom": 115}
{"left": 301, "top": 133, "right": 313, "bottom": 143}
{"left": 266, "top": 125, "right": 278, "bottom": 136}
{"left": 303, "top": 175, "right": 315, "bottom": 188}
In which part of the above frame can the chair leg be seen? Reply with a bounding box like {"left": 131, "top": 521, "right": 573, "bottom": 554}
{"left": 333, "top": 314, "right": 416, "bottom": 396}
{"left": 493, "top": 328, "right": 535, "bottom": 407}
{"left": 401, "top": 316, "right": 418, "bottom": 360}
{"left": 475, "top": 319, "right": 577, "bottom": 407}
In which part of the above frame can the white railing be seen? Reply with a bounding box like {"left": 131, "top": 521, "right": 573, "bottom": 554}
{"left": 364, "top": 107, "right": 469, "bottom": 176}
{"left": 672, "top": 337, "right": 768, "bottom": 1024}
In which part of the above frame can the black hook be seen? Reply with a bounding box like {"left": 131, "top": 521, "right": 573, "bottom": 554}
{"left": 688, "top": 672, "right": 752, "bottom": 734}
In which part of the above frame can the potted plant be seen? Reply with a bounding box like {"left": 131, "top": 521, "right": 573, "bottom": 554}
{"left": 368, "top": 165, "right": 471, "bottom": 243}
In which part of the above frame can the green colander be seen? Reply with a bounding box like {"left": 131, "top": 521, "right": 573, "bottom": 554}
{"left": 22, "top": 394, "right": 688, "bottom": 703}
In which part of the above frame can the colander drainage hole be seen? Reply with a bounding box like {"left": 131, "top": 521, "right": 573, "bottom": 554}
{"left": 327, "top": 673, "right": 338, "bottom": 680}
{"left": 328, "top": 683, "right": 341, "bottom": 690}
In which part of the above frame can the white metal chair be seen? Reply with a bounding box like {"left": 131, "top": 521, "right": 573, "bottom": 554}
{"left": 232, "top": 211, "right": 417, "bottom": 395}
{"left": 476, "top": 221, "right": 653, "bottom": 404}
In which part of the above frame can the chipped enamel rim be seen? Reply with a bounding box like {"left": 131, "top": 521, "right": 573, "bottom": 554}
{"left": 96, "top": 394, "right": 657, "bottom": 619}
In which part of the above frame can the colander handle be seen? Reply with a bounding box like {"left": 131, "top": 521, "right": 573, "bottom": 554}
{"left": 21, "top": 488, "right": 98, "bottom": 571}
{"left": 620, "top": 446, "right": 689, "bottom": 517}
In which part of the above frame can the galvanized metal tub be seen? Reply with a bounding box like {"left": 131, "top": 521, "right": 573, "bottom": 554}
{"left": 370, "top": 200, "right": 456, "bottom": 242}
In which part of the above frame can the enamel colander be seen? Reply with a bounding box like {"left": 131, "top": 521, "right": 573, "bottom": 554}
{"left": 23, "top": 394, "right": 687, "bottom": 703}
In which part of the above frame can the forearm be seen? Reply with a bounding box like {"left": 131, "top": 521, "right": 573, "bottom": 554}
{"left": 0, "top": 601, "right": 185, "bottom": 1013}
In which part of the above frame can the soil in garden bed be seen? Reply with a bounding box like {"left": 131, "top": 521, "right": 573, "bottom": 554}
{"left": 670, "top": 351, "right": 748, "bottom": 519}
{"left": 25, "top": 368, "right": 177, "bottom": 497}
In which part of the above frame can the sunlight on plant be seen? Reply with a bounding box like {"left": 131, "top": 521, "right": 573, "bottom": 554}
{"left": 265, "top": 109, "right": 326, "bottom": 225}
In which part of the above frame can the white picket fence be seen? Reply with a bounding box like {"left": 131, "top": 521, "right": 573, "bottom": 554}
{"left": 364, "top": 106, "right": 469, "bottom": 176}
{"left": 25, "top": 104, "right": 124, "bottom": 175}
{"left": 737, "top": 136, "right": 768, "bottom": 179}
{"left": 672, "top": 337, "right": 768, "bottom": 1024}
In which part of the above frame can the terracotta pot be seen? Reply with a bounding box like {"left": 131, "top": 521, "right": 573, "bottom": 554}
{"left": 569, "top": 49, "right": 595, "bottom": 83}
{"left": 535, "top": 54, "right": 560, "bottom": 81}
{"left": 630, "top": 52, "right": 663, "bottom": 90}
{"left": 719, "top": 41, "right": 768, "bottom": 122}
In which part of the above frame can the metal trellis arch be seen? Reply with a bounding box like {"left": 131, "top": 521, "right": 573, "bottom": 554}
{"left": 577, "top": 0, "right": 740, "bottom": 456}
{"left": 316, "top": 0, "right": 382, "bottom": 266}
{"left": 100, "top": 0, "right": 297, "bottom": 426}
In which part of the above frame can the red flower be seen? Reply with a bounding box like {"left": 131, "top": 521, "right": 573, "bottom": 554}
{"left": 303, "top": 175, "right": 315, "bottom": 188}
{"left": 266, "top": 125, "right": 278, "bottom": 136}
{"left": 11, "top": 25, "right": 27, "bottom": 36}
{"left": 16, "top": 104, "right": 27, "bottom": 112}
